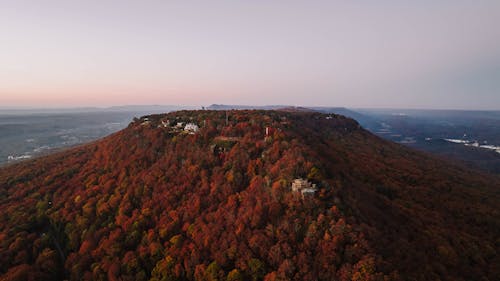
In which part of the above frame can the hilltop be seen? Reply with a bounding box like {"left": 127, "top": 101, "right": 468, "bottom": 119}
{"left": 0, "top": 110, "right": 499, "bottom": 281}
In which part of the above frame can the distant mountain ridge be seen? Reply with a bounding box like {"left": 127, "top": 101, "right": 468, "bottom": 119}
{"left": 0, "top": 110, "right": 499, "bottom": 280}
{"left": 0, "top": 105, "right": 197, "bottom": 115}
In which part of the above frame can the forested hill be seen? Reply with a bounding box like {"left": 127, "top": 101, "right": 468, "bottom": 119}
{"left": 0, "top": 110, "right": 499, "bottom": 281}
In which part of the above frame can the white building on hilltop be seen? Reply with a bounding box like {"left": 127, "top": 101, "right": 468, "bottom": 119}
{"left": 184, "top": 123, "right": 199, "bottom": 134}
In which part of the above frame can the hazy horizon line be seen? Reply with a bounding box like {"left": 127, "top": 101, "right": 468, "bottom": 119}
{"left": 0, "top": 104, "right": 499, "bottom": 112}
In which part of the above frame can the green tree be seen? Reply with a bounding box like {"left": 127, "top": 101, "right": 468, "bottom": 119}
{"left": 247, "top": 258, "right": 265, "bottom": 281}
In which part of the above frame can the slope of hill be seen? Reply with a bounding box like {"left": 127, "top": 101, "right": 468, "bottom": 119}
{"left": 0, "top": 106, "right": 196, "bottom": 167}
{"left": 0, "top": 110, "right": 499, "bottom": 281}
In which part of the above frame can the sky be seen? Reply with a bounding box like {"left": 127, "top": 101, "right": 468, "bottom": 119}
{"left": 1, "top": 0, "right": 500, "bottom": 109}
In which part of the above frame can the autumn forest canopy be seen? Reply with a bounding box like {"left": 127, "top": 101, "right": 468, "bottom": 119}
{"left": 0, "top": 110, "right": 499, "bottom": 281}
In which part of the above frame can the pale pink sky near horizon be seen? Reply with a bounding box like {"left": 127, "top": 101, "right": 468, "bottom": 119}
{"left": 1, "top": 1, "right": 500, "bottom": 109}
